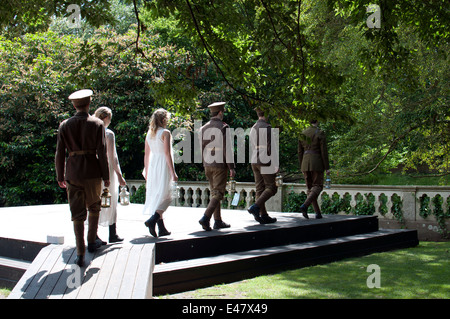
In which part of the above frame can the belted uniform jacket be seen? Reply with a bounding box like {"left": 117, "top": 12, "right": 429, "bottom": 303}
{"left": 250, "top": 119, "right": 273, "bottom": 166}
{"left": 199, "top": 117, "right": 235, "bottom": 170}
{"left": 55, "top": 111, "right": 109, "bottom": 182}
{"left": 298, "top": 126, "right": 330, "bottom": 172}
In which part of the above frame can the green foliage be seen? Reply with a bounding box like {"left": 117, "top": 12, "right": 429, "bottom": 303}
{"left": 420, "top": 194, "right": 449, "bottom": 238}
{"left": 283, "top": 191, "right": 314, "bottom": 214}
{"left": 130, "top": 184, "right": 146, "bottom": 204}
{"left": 391, "top": 194, "right": 404, "bottom": 224}
{"left": 0, "top": 0, "right": 115, "bottom": 37}
{"left": 0, "top": 0, "right": 448, "bottom": 206}
{"left": 354, "top": 193, "right": 375, "bottom": 216}
{"left": 320, "top": 192, "right": 351, "bottom": 215}
{"left": 0, "top": 26, "right": 196, "bottom": 206}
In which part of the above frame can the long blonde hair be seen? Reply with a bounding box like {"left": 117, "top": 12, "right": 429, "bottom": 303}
{"left": 148, "top": 108, "right": 170, "bottom": 138}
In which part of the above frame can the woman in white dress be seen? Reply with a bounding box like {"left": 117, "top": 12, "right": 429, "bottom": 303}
{"left": 143, "top": 108, "right": 178, "bottom": 237}
{"left": 94, "top": 107, "right": 126, "bottom": 242}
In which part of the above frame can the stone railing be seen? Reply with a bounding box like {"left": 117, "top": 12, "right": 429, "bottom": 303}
{"left": 126, "top": 180, "right": 449, "bottom": 239}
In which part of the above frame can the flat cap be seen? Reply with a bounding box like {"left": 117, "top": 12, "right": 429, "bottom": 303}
{"left": 207, "top": 101, "right": 226, "bottom": 113}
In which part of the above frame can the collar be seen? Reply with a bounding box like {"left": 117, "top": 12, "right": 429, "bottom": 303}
{"left": 75, "top": 111, "right": 89, "bottom": 117}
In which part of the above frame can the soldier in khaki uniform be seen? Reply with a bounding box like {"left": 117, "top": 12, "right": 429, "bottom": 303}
{"left": 247, "top": 107, "right": 277, "bottom": 224}
{"left": 198, "top": 102, "right": 236, "bottom": 231}
{"left": 298, "top": 119, "right": 330, "bottom": 219}
{"left": 55, "top": 89, "right": 110, "bottom": 266}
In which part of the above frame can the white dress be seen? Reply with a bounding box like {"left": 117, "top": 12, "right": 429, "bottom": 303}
{"left": 142, "top": 127, "right": 173, "bottom": 215}
{"left": 99, "top": 128, "right": 122, "bottom": 226}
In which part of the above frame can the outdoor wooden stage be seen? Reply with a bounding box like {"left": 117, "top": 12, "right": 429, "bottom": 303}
{"left": 1, "top": 204, "right": 419, "bottom": 298}
{"left": 8, "top": 243, "right": 154, "bottom": 299}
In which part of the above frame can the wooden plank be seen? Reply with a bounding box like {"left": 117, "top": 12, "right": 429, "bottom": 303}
{"left": 9, "top": 243, "right": 156, "bottom": 299}
{"left": 103, "top": 245, "right": 132, "bottom": 299}
{"left": 62, "top": 249, "right": 97, "bottom": 299}
{"left": 132, "top": 244, "right": 155, "bottom": 299}
{"left": 75, "top": 249, "right": 107, "bottom": 299}
{"left": 8, "top": 245, "right": 54, "bottom": 299}
{"left": 118, "top": 245, "right": 142, "bottom": 299}
{"left": 20, "top": 245, "right": 62, "bottom": 299}
{"left": 90, "top": 247, "right": 119, "bottom": 299}
{"left": 47, "top": 247, "right": 77, "bottom": 299}
{"left": 35, "top": 246, "right": 75, "bottom": 299}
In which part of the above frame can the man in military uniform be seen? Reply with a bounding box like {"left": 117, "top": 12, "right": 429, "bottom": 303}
{"left": 198, "top": 102, "right": 236, "bottom": 231}
{"left": 247, "top": 107, "right": 277, "bottom": 224}
{"left": 298, "top": 119, "right": 330, "bottom": 219}
{"left": 55, "top": 89, "right": 110, "bottom": 266}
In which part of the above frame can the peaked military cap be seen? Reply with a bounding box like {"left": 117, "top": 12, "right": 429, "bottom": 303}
{"left": 69, "top": 89, "right": 93, "bottom": 108}
{"left": 207, "top": 101, "right": 226, "bottom": 113}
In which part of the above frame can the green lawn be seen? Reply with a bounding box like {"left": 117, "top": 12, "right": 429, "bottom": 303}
{"left": 162, "top": 241, "right": 450, "bottom": 299}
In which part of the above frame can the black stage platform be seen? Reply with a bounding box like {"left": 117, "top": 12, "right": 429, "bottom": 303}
{"left": 0, "top": 205, "right": 418, "bottom": 296}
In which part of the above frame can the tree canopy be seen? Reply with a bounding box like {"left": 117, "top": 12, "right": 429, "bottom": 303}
{"left": 0, "top": 0, "right": 448, "bottom": 206}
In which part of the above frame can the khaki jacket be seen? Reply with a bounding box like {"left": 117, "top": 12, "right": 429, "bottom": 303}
{"left": 298, "top": 126, "right": 330, "bottom": 172}
{"left": 250, "top": 119, "right": 273, "bottom": 166}
{"left": 55, "top": 111, "right": 109, "bottom": 182}
{"left": 199, "top": 117, "right": 235, "bottom": 170}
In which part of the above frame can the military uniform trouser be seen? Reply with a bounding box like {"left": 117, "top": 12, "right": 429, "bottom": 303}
{"left": 251, "top": 164, "right": 278, "bottom": 216}
{"left": 204, "top": 166, "right": 228, "bottom": 220}
{"left": 302, "top": 171, "right": 324, "bottom": 213}
{"left": 66, "top": 178, "right": 102, "bottom": 255}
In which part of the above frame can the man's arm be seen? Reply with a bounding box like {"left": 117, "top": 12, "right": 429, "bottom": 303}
{"left": 97, "top": 124, "right": 110, "bottom": 187}
{"left": 55, "top": 124, "right": 66, "bottom": 187}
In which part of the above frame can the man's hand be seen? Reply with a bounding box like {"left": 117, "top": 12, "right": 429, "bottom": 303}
{"left": 58, "top": 181, "right": 67, "bottom": 189}
{"left": 229, "top": 169, "right": 236, "bottom": 178}
{"left": 104, "top": 180, "right": 110, "bottom": 188}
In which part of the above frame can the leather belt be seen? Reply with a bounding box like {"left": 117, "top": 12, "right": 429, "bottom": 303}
{"left": 304, "top": 150, "right": 319, "bottom": 155}
{"left": 69, "top": 150, "right": 96, "bottom": 156}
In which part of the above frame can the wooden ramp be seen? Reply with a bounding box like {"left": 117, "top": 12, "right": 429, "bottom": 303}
{"left": 8, "top": 243, "right": 155, "bottom": 299}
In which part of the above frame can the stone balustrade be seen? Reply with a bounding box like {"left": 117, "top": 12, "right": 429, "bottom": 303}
{"left": 126, "top": 179, "right": 449, "bottom": 240}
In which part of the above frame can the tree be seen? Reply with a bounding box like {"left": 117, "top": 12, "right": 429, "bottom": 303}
{"left": 144, "top": 0, "right": 449, "bottom": 180}
{"left": 0, "top": 0, "right": 115, "bottom": 36}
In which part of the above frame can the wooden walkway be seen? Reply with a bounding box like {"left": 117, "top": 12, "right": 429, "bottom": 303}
{"left": 8, "top": 243, "right": 155, "bottom": 299}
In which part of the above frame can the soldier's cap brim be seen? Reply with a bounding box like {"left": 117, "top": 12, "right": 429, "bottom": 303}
{"left": 68, "top": 89, "right": 93, "bottom": 100}
{"left": 207, "top": 101, "right": 226, "bottom": 113}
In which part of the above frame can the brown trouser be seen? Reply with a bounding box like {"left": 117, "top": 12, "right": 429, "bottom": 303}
{"left": 204, "top": 166, "right": 228, "bottom": 220}
{"left": 302, "top": 171, "right": 324, "bottom": 213}
{"left": 66, "top": 178, "right": 102, "bottom": 255}
{"left": 252, "top": 164, "right": 278, "bottom": 216}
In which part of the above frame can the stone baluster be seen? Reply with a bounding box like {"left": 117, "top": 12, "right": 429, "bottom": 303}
{"left": 192, "top": 188, "right": 200, "bottom": 208}
{"left": 385, "top": 193, "right": 394, "bottom": 219}
{"left": 200, "top": 186, "right": 208, "bottom": 208}
{"left": 349, "top": 192, "right": 357, "bottom": 213}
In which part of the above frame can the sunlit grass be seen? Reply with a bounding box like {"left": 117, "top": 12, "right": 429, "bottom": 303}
{"left": 163, "top": 242, "right": 450, "bottom": 299}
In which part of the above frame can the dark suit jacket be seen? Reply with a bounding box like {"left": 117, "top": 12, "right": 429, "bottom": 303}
{"left": 55, "top": 111, "right": 109, "bottom": 182}
{"left": 298, "top": 125, "right": 330, "bottom": 172}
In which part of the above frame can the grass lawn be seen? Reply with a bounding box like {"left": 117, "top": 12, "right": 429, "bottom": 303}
{"left": 161, "top": 241, "right": 450, "bottom": 299}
